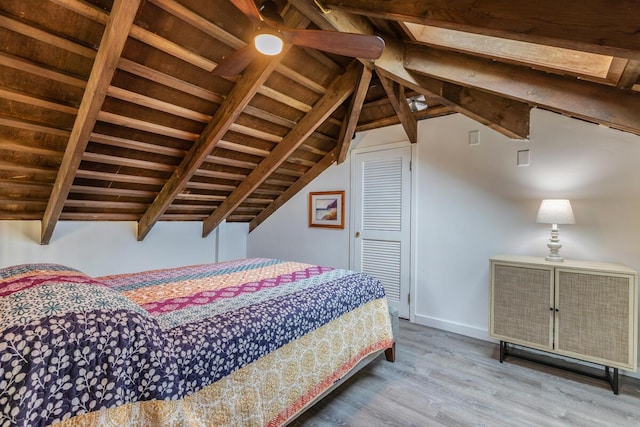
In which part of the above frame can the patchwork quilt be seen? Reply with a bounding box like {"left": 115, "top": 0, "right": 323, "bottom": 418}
{"left": 0, "top": 258, "right": 393, "bottom": 426}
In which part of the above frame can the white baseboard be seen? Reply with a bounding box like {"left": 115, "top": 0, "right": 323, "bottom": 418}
{"left": 413, "top": 314, "right": 494, "bottom": 342}
{"left": 412, "top": 314, "right": 640, "bottom": 379}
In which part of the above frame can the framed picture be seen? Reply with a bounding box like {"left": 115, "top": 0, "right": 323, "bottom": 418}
{"left": 308, "top": 191, "right": 345, "bottom": 229}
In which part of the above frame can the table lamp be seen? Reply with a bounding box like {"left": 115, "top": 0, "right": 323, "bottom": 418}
{"left": 536, "top": 199, "right": 575, "bottom": 262}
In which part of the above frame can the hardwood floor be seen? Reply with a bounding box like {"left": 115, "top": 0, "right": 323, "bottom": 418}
{"left": 292, "top": 321, "right": 640, "bottom": 426}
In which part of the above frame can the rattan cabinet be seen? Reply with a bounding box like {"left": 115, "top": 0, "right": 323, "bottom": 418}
{"left": 489, "top": 255, "right": 638, "bottom": 393}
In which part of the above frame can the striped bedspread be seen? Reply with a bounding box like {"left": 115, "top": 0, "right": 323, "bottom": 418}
{"left": 0, "top": 258, "right": 393, "bottom": 426}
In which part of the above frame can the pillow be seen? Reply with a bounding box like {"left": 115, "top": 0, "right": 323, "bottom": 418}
{"left": 0, "top": 264, "right": 179, "bottom": 426}
{"left": 0, "top": 263, "right": 150, "bottom": 330}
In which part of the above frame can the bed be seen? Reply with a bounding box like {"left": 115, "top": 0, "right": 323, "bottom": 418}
{"left": 0, "top": 258, "right": 394, "bottom": 426}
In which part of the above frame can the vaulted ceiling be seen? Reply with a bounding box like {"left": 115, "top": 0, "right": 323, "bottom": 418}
{"left": 1, "top": 0, "right": 638, "bottom": 243}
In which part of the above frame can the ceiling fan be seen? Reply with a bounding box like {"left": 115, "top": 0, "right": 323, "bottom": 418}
{"left": 212, "top": 0, "right": 385, "bottom": 76}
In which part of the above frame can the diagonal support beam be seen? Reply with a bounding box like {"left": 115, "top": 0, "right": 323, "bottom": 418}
{"left": 136, "top": 55, "right": 277, "bottom": 240}
{"left": 202, "top": 62, "right": 361, "bottom": 237}
{"left": 336, "top": 65, "right": 372, "bottom": 163}
{"left": 40, "top": 0, "right": 141, "bottom": 244}
{"left": 404, "top": 45, "right": 640, "bottom": 135}
{"left": 377, "top": 72, "right": 417, "bottom": 143}
{"left": 441, "top": 82, "right": 530, "bottom": 140}
{"left": 136, "top": 10, "right": 308, "bottom": 241}
{"left": 617, "top": 60, "right": 640, "bottom": 89}
{"left": 249, "top": 148, "right": 338, "bottom": 232}
{"left": 288, "top": 1, "right": 531, "bottom": 140}
{"left": 394, "top": 70, "right": 531, "bottom": 139}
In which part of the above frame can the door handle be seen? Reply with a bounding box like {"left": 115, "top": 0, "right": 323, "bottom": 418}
{"left": 355, "top": 231, "right": 361, "bottom": 238}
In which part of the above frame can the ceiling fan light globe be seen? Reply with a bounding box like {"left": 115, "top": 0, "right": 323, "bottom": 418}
{"left": 254, "top": 33, "right": 283, "bottom": 55}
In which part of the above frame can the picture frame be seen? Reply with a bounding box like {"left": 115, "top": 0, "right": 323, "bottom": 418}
{"left": 308, "top": 191, "right": 345, "bottom": 229}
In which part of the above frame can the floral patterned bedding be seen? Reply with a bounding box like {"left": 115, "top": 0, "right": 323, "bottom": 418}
{"left": 0, "top": 258, "right": 393, "bottom": 426}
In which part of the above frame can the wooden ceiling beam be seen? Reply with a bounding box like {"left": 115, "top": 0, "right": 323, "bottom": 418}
{"left": 440, "top": 83, "right": 530, "bottom": 140}
{"left": 249, "top": 148, "right": 337, "bottom": 232}
{"left": 75, "top": 169, "right": 165, "bottom": 185}
{"left": 287, "top": 1, "right": 529, "bottom": 139}
{"left": 377, "top": 72, "right": 417, "bottom": 144}
{"left": 40, "top": 0, "right": 142, "bottom": 244}
{"left": 202, "top": 62, "right": 361, "bottom": 236}
{"left": 355, "top": 105, "right": 455, "bottom": 132}
{"left": 106, "top": 86, "right": 212, "bottom": 123}
{"left": 137, "top": 56, "right": 281, "bottom": 240}
{"left": 149, "top": 0, "right": 327, "bottom": 94}
{"left": 0, "top": 117, "right": 70, "bottom": 138}
{"left": 0, "top": 51, "right": 86, "bottom": 88}
{"left": 82, "top": 152, "right": 175, "bottom": 172}
{"left": 324, "top": 0, "right": 640, "bottom": 59}
{"left": 118, "top": 59, "right": 329, "bottom": 140}
{"left": 55, "top": 0, "right": 327, "bottom": 104}
{"left": 70, "top": 185, "right": 155, "bottom": 198}
{"left": 404, "top": 45, "right": 640, "bottom": 135}
{"left": 89, "top": 133, "right": 186, "bottom": 157}
{"left": 336, "top": 65, "right": 372, "bottom": 163}
{"left": 117, "top": 58, "right": 224, "bottom": 103}
{"left": 0, "top": 161, "right": 58, "bottom": 178}
{"left": 96, "top": 111, "right": 199, "bottom": 141}
{"left": 0, "top": 140, "right": 63, "bottom": 158}
{"left": 617, "top": 60, "right": 640, "bottom": 89}
{"left": 136, "top": 9, "right": 309, "bottom": 240}
{"left": 0, "top": 86, "right": 78, "bottom": 115}
{"left": 394, "top": 71, "right": 531, "bottom": 139}
{"left": 0, "top": 13, "right": 96, "bottom": 59}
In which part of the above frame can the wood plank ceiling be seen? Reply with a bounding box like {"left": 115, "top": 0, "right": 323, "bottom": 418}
{"left": 1, "top": 0, "right": 638, "bottom": 243}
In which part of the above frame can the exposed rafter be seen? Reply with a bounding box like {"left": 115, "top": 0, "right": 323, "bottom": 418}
{"left": 136, "top": 9, "right": 310, "bottom": 241}
{"left": 336, "top": 65, "right": 372, "bottom": 163}
{"left": 136, "top": 54, "right": 282, "bottom": 240}
{"left": 202, "top": 61, "right": 361, "bottom": 237}
{"left": 618, "top": 60, "right": 640, "bottom": 89}
{"left": 290, "top": 2, "right": 532, "bottom": 140}
{"left": 396, "top": 71, "right": 531, "bottom": 139}
{"left": 404, "top": 45, "right": 640, "bottom": 135}
{"left": 2, "top": 0, "right": 638, "bottom": 237}
{"left": 40, "top": 0, "right": 142, "bottom": 244}
{"left": 377, "top": 72, "right": 417, "bottom": 144}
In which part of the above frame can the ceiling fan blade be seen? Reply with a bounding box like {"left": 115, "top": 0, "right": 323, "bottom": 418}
{"left": 212, "top": 45, "right": 257, "bottom": 76}
{"left": 229, "top": 0, "right": 263, "bottom": 28}
{"left": 281, "top": 29, "right": 385, "bottom": 59}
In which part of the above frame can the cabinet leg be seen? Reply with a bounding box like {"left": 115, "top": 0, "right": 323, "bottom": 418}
{"left": 499, "top": 341, "right": 506, "bottom": 363}
{"left": 604, "top": 367, "right": 619, "bottom": 395}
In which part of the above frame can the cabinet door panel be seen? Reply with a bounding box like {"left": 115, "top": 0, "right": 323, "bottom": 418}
{"left": 491, "top": 263, "right": 553, "bottom": 349}
{"left": 556, "top": 270, "right": 633, "bottom": 368}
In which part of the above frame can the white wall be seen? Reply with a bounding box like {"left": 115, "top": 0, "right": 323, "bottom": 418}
{"left": 248, "top": 108, "right": 640, "bottom": 344}
{"left": 0, "top": 220, "right": 248, "bottom": 277}
{"left": 216, "top": 221, "right": 249, "bottom": 262}
{"left": 247, "top": 158, "right": 353, "bottom": 269}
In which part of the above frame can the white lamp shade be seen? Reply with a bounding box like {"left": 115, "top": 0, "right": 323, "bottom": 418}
{"left": 254, "top": 33, "right": 283, "bottom": 55}
{"left": 536, "top": 199, "right": 576, "bottom": 225}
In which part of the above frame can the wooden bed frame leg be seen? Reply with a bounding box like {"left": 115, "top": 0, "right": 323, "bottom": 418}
{"left": 384, "top": 342, "right": 396, "bottom": 362}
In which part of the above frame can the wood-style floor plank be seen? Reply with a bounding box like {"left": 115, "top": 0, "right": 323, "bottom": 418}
{"left": 292, "top": 321, "right": 640, "bottom": 426}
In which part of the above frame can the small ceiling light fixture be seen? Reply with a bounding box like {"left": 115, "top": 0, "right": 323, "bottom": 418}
{"left": 254, "top": 0, "right": 284, "bottom": 56}
{"left": 254, "top": 29, "right": 284, "bottom": 55}
{"left": 407, "top": 94, "right": 428, "bottom": 113}
{"left": 536, "top": 199, "right": 576, "bottom": 262}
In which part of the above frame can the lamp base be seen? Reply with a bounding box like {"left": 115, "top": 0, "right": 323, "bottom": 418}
{"left": 545, "top": 225, "right": 564, "bottom": 262}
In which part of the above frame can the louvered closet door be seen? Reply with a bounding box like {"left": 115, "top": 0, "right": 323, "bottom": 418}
{"left": 352, "top": 145, "right": 411, "bottom": 318}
